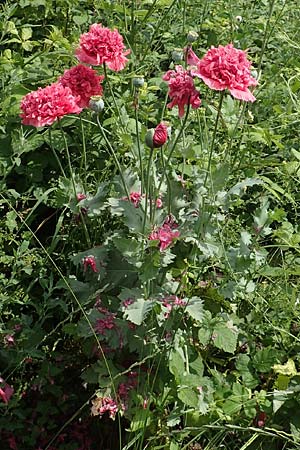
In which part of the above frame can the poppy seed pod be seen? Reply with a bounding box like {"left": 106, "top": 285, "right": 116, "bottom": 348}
{"left": 89, "top": 96, "right": 104, "bottom": 113}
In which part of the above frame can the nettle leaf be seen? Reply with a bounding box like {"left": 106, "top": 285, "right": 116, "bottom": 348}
{"left": 169, "top": 348, "right": 185, "bottom": 381}
{"left": 124, "top": 298, "right": 153, "bottom": 325}
{"left": 178, "top": 387, "right": 199, "bottom": 408}
{"left": 228, "top": 177, "right": 262, "bottom": 197}
{"left": 185, "top": 296, "right": 204, "bottom": 322}
{"left": 253, "top": 347, "right": 281, "bottom": 373}
{"left": 213, "top": 322, "right": 238, "bottom": 354}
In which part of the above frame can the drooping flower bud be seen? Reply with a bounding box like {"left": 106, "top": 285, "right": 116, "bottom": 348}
{"left": 187, "top": 30, "right": 199, "bottom": 42}
{"left": 133, "top": 77, "right": 145, "bottom": 88}
{"left": 89, "top": 95, "right": 104, "bottom": 113}
{"left": 145, "top": 123, "right": 168, "bottom": 149}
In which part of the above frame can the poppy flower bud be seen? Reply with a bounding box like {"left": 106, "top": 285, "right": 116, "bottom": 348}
{"left": 89, "top": 95, "right": 104, "bottom": 113}
{"left": 133, "top": 77, "right": 145, "bottom": 88}
{"left": 145, "top": 122, "right": 168, "bottom": 148}
{"left": 172, "top": 48, "right": 183, "bottom": 63}
{"left": 187, "top": 30, "right": 199, "bottom": 42}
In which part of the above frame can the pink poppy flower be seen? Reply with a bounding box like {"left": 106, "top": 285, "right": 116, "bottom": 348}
{"left": 0, "top": 379, "right": 14, "bottom": 404}
{"left": 149, "top": 222, "right": 180, "bottom": 251}
{"left": 195, "top": 43, "right": 258, "bottom": 102}
{"left": 76, "top": 23, "right": 130, "bottom": 71}
{"left": 20, "top": 83, "right": 82, "bottom": 127}
{"left": 59, "top": 64, "right": 104, "bottom": 108}
{"left": 91, "top": 396, "right": 118, "bottom": 419}
{"left": 162, "top": 65, "right": 201, "bottom": 117}
{"left": 82, "top": 255, "right": 98, "bottom": 273}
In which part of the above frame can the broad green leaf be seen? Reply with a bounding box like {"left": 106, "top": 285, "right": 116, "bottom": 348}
{"left": 124, "top": 298, "right": 153, "bottom": 325}
{"left": 185, "top": 296, "right": 204, "bottom": 322}
{"left": 253, "top": 347, "right": 281, "bottom": 373}
{"left": 273, "top": 359, "right": 297, "bottom": 376}
{"left": 213, "top": 322, "right": 238, "bottom": 354}
{"left": 178, "top": 387, "right": 199, "bottom": 408}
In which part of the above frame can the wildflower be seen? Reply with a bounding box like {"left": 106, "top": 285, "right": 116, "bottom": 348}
{"left": 91, "top": 396, "right": 118, "bottom": 419}
{"left": 122, "top": 298, "right": 134, "bottom": 308}
{"left": 162, "top": 295, "right": 187, "bottom": 318}
{"left": 129, "top": 192, "right": 142, "bottom": 208}
{"left": 3, "top": 334, "right": 15, "bottom": 347}
{"left": 77, "top": 193, "right": 87, "bottom": 201}
{"left": 58, "top": 64, "right": 104, "bottom": 108}
{"left": 195, "top": 43, "right": 258, "bottom": 102}
{"left": 149, "top": 222, "right": 180, "bottom": 251}
{"left": 162, "top": 65, "right": 201, "bottom": 117}
{"left": 76, "top": 23, "right": 130, "bottom": 71}
{"left": 156, "top": 197, "right": 163, "bottom": 209}
{"left": 20, "top": 83, "right": 82, "bottom": 127}
{"left": 82, "top": 255, "right": 98, "bottom": 273}
{"left": 0, "top": 378, "right": 14, "bottom": 404}
{"left": 94, "top": 311, "right": 116, "bottom": 335}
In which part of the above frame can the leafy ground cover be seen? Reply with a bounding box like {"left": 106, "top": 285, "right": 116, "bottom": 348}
{"left": 1, "top": 0, "right": 300, "bottom": 449}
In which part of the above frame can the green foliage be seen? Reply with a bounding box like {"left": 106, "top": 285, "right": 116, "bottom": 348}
{"left": 1, "top": 0, "right": 300, "bottom": 449}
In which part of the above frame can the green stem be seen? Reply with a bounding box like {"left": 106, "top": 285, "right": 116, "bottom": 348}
{"left": 103, "top": 62, "right": 125, "bottom": 129}
{"left": 157, "top": 103, "right": 190, "bottom": 196}
{"left": 134, "top": 92, "right": 144, "bottom": 193}
{"left": 58, "top": 121, "right": 91, "bottom": 248}
{"left": 142, "top": 146, "right": 154, "bottom": 234}
{"left": 204, "top": 91, "right": 224, "bottom": 187}
{"left": 48, "top": 128, "right": 66, "bottom": 177}
{"left": 96, "top": 115, "right": 130, "bottom": 199}
{"left": 79, "top": 116, "right": 87, "bottom": 192}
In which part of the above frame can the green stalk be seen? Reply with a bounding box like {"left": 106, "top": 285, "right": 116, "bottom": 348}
{"left": 103, "top": 62, "right": 125, "bottom": 129}
{"left": 96, "top": 115, "right": 130, "bottom": 199}
{"left": 134, "top": 90, "right": 144, "bottom": 193}
{"left": 79, "top": 116, "right": 87, "bottom": 192}
{"left": 157, "top": 103, "right": 190, "bottom": 196}
{"left": 48, "top": 128, "right": 66, "bottom": 177}
{"left": 142, "top": 146, "right": 154, "bottom": 234}
{"left": 58, "top": 121, "right": 91, "bottom": 248}
{"left": 204, "top": 91, "right": 224, "bottom": 187}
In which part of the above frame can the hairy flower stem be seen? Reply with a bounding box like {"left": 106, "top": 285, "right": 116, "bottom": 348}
{"left": 157, "top": 103, "right": 190, "bottom": 196}
{"left": 79, "top": 116, "right": 87, "bottom": 192}
{"left": 48, "top": 128, "right": 66, "bottom": 177}
{"left": 103, "top": 62, "right": 125, "bottom": 130}
{"left": 96, "top": 115, "right": 130, "bottom": 199}
{"left": 58, "top": 122, "right": 91, "bottom": 248}
{"left": 134, "top": 90, "right": 144, "bottom": 193}
{"left": 204, "top": 91, "right": 224, "bottom": 187}
{"left": 142, "top": 146, "right": 154, "bottom": 234}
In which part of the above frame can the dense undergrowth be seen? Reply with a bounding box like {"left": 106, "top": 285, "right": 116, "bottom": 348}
{"left": 1, "top": 0, "right": 300, "bottom": 449}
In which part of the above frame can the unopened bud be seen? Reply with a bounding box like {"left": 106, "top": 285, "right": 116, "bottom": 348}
{"left": 145, "top": 123, "right": 168, "bottom": 149}
{"left": 133, "top": 77, "right": 145, "bottom": 88}
{"left": 172, "top": 49, "right": 183, "bottom": 63}
{"left": 187, "top": 30, "right": 199, "bottom": 43}
{"left": 89, "top": 96, "right": 104, "bottom": 113}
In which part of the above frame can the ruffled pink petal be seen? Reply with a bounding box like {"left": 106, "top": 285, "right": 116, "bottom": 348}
{"left": 229, "top": 88, "right": 256, "bottom": 102}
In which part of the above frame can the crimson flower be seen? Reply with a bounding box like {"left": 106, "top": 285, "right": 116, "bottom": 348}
{"left": 82, "top": 255, "right": 98, "bottom": 273}
{"left": 149, "top": 222, "right": 180, "bottom": 251}
{"left": 194, "top": 43, "right": 258, "bottom": 102}
{"left": 59, "top": 64, "right": 104, "bottom": 108}
{"left": 76, "top": 23, "right": 130, "bottom": 71}
{"left": 153, "top": 122, "right": 168, "bottom": 148}
{"left": 20, "top": 83, "right": 82, "bottom": 127}
{"left": 162, "top": 65, "right": 201, "bottom": 118}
